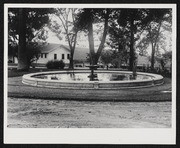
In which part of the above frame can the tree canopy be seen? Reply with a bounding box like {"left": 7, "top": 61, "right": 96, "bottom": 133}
{"left": 75, "top": 8, "right": 110, "bottom": 65}
{"left": 9, "top": 8, "right": 54, "bottom": 43}
{"left": 108, "top": 8, "right": 171, "bottom": 71}
{"left": 137, "top": 9, "right": 172, "bottom": 71}
{"left": 8, "top": 8, "right": 54, "bottom": 70}
{"left": 48, "top": 8, "right": 79, "bottom": 69}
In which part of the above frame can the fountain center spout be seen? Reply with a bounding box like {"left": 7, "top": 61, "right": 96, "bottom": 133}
{"left": 86, "top": 65, "right": 99, "bottom": 81}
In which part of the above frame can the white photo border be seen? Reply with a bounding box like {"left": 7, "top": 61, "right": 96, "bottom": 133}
{"left": 4, "top": 3, "right": 176, "bottom": 144}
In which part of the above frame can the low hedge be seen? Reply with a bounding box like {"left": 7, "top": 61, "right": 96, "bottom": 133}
{"left": 46, "top": 60, "right": 65, "bottom": 69}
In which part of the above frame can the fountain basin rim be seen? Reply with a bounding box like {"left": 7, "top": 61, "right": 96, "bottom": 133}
{"left": 22, "top": 70, "right": 163, "bottom": 86}
{"left": 22, "top": 70, "right": 162, "bottom": 83}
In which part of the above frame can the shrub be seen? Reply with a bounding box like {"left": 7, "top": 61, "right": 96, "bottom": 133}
{"left": 8, "top": 60, "right": 13, "bottom": 63}
{"left": 46, "top": 60, "right": 65, "bottom": 69}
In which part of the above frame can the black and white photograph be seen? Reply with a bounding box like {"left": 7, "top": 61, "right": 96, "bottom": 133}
{"left": 4, "top": 3, "right": 176, "bottom": 144}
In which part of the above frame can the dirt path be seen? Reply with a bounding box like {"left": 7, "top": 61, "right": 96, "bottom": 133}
{"left": 7, "top": 97, "right": 171, "bottom": 128}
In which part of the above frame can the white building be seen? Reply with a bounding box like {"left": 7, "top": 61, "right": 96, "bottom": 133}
{"left": 36, "top": 43, "right": 90, "bottom": 67}
{"left": 8, "top": 43, "right": 90, "bottom": 66}
{"left": 36, "top": 43, "right": 70, "bottom": 65}
{"left": 8, "top": 55, "right": 18, "bottom": 64}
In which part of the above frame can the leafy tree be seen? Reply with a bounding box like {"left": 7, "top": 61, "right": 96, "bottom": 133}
{"left": 100, "top": 49, "right": 129, "bottom": 69}
{"left": 17, "top": 8, "right": 28, "bottom": 70}
{"left": 26, "top": 42, "right": 43, "bottom": 66}
{"left": 111, "top": 50, "right": 129, "bottom": 68}
{"left": 49, "top": 8, "right": 79, "bottom": 69}
{"left": 100, "top": 50, "right": 113, "bottom": 69}
{"left": 8, "top": 41, "right": 43, "bottom": 66}
{"left": 8, "top": 8, "right": 54, "bottom": 71}
{"left": 117, "top": 9, "right": 151, "bottom": 71}
{"left": 156, "top": 50, "right": 172, "bottom": 71}
{"left": 108, "top": 11, "right": 130, "bottom": 68}
{"left": 8, "top": 40, "right": 18, "bottom": 63}
{"left": 75, "top": 8, "right": 110, "bottom": 65}
{"left": 137, "top": 9, "right": 171, "bottom": 71}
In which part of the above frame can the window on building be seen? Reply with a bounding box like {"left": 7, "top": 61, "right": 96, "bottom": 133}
{"left": 67, "top": 54, "right": 70, "bottom": 59}
{"left": 62, "top": 54, "right": 64, "bottom": 59}
{"left": 54, "top": 54, "right": 57, "bottom": 60}
{"left": 45, "top": 53, "right": 47, "bottom": 58}
{"left": 41, "top": 53, "right": 43, "bottom": 58}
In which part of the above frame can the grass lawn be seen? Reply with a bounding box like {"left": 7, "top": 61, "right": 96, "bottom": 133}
{"left": 8, "top": 67, "right": 67, "bottom": 77}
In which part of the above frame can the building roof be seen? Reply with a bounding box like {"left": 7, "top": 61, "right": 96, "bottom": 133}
{"left": 137, "top": 55, "right": 150, "bottom": 66}
{"left": 137, "top": 55, "right": 163, "bottom": 68}
{"left": 40, "top": 43, "right": 70, "bottom": 53}
{"left": 74, "top": 46, "right": 89, "bottom": 61}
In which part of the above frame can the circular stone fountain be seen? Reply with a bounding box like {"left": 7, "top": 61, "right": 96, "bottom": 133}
{"left": 22, "top": 70, "right": 164, "bottom": 89}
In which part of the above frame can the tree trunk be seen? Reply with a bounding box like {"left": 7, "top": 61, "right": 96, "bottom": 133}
{"left": 87, "top": 18, "right": 96, "bottom": 65}
{"left": 106, "top": 65, "right": 109, "bottom": 70}
{"left": 12, "top": 56, "right": 15, "bottom": 63}
{"left": 95, "top": 10, "right": 109, "bottom": 64}
{"left": 68, "top": 44, "right": 75, "bottom": 69}
{"left": 68, "top": 30, "right": 78, "bottom": 69}
{"left": 67, "top": 37, "right": 74, "bottom": 69}
{"left": 69, "top": 54, "right": 74, "bottom": 69}
{"left": 17, "top": 8, "right": 29, "bottom": 71}
{"left": 129, "top": 17, "right": 135, "bottom": 71}
{"left": 150, "top": 22, "right": 162, "bottom": 72}
{"left": 118, "top": 61, "right": 121, "bottom": 68}
{"left": 87, "top": 10, "right": 109, "bottom": 65}
{"left": 151, "top": 43, "right": 155, "bottom": 71}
